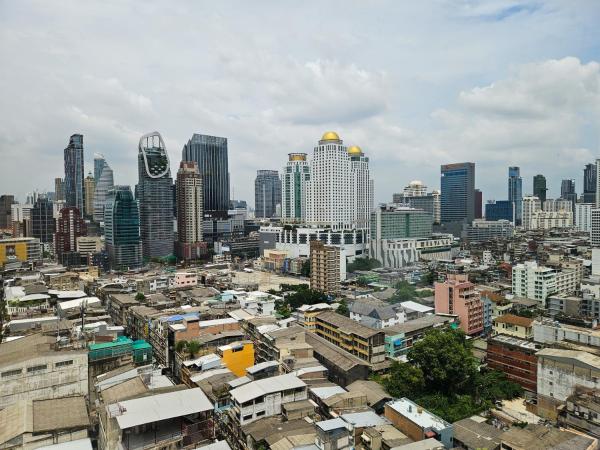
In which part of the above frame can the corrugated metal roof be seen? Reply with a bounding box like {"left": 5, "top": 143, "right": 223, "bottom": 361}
{"left": 230, "top": 374, "right": 305, "bottom": 404}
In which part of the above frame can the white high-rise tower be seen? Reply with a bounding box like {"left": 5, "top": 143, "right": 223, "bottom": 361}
{"left": 281, "top": 153, "right": 310, "bottom": 222}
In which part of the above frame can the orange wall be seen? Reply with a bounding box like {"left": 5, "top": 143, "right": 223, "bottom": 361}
{"left": 221, "top": 343, "right": 255, "bottom": 377}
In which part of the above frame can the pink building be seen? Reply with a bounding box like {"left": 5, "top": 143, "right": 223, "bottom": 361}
{"left": 172, "top": 272, "right": 198, "bottom": 288}
{"left": 434, "top": 274, "right": 483, "bottom": 336}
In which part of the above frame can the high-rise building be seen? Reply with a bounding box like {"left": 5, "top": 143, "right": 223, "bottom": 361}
{"left": 561, "top": 179, "right": 577, "bottom": 211}
{"left": 575, "top": 203, "right": 593, "bottom": 233}
{"left": 370, "top": 204, "right": 433, "bottom": 240}
{"left": 176, "top": 161, "right": 204, "bottom": 261}
{"left": 402, "top": 180, "right": 428, "bottom": 197}
{"left": 104, "top": 186, "right": 142, "bottom": 271}
{"left": 434, "top": 274, "right": 483, "bottom": 336}
{"left": 137, "top": 132, "right": 174, "bottom": 259}
{"left": 474, "top": 189, "right": 483, "bottom": 220}
{"left": 596, "top": 159, "right": 600, "bottom": 208}
{"left": 31, "top": 197, "right": 55, "bottom": 244}
{"left": 54, "top": 178, "right": 64, "bottom": 202}
{"left": 182, "top": 134, "right": 230, "bottom": 218}
{"left": 522, "top": 196, "right": 542, "bottom": 230}
{"left": 64, "top": 134, "right": 84, "bottom": 212}
{"left": 84, "top": 172, "right": 95, "bottom": 217}
{"left": 306, "top": 132, "right": 373, "bottom": 231}
{"left": 281, "top": 153, "right": 310, "bottom": 222}
{"left": 533, "top": 174, "right": 548, "bottom": 206}
{"left": 544, "top": 198, "right": 572, "bottom": 213}
{"left": 508, "top": 167, "right": 523, "bottom": 225}
{"left": 310, "top": 240, "right": 340, "bottom": 295}
{"left": 254, "top": 170, "right": 281, "bottom": 218}
{"left": 94, "top": 153, "right": 106, "bottom": 181}
{"left": 93, "top": 159, "right": 114, "bottom": 222}
{"left": 583, "top": 163, "right": 597, "bottom": 204}
{"left": 0, "top": 195, "right": 15, "bottom": 229}
{"left": 485, "top": 200, "right": 514, "bottom": 222}
{"left": 440, "top": 162, "right": 475, "bottom": 225}
{"left": 54, "top": 207, "right": 86, "bottom": 259}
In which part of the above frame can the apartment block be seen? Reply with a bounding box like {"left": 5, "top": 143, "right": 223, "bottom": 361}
{"left": 434, "top": 274, "right": 483, "bottom": 336}
{"left": 310, "top": 240, "right": 341, "bottom": 294}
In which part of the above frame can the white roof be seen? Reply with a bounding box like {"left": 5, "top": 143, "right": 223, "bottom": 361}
{"left": 57, "top": 296, "right": 101, "bottom": 311}
{"left": 386, "top": 398, "right": 450, "bottom": 431}
{"left": 310, "top": 386, "right": 346, "bottom": 400}
{"left": 317, "top": 418, "right": 348, "bottom": 432}
{"left": 230, "top": 373, "right": 306, "bottom": 404}
{"left": 190, "top": 368, "right": 233, "bottom": 384}
{"left": 49, "top": 290, "right": 87, "bottom": 299}
{"left": 400, "top": 301, "right": 434, "bottom": 313}
{"left": 199, "top": 317, "right": 238, "bottom": 327}
{"left": 7, "top": 316, "right": 58, "bottom": 325}
{"left": 341, "top": 411, "right": 389, "bottom": 428}
{"left": 297, "top": 303, "right": 332, "bottom": 312}
{"left": 113, "top": 388, "right": 212, "bottom": 429}
{"left": 182, "top": 353, "right": 221, "bottom": 368}
{"left": 4, "top": 286, "right": 25, "bottom": 300}
{"left": 228, "top": 309, "right": 254, "bottom": 320}
{"left": 18, "top": 293, "right": 50, "bottom": 302}
{"left": 36, "top": 438, "right": 93, "bottom": 450}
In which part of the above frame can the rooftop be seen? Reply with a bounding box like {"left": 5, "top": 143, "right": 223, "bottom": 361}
{"left": 384, "top": 315, "right": 454, "bottom": 336}
{"left": 536, "top": 348, "right": 600, "bottom": 370}
{"left": 494, "top": 314, "right": 533, "bottom": 327}
{"left": 452, "top": 417, "right": 502, "bottom": 450}
{"left": 230, "top": 373, "right": 306, "bottom": 404}
{"left": 386, "top": 398, "right": 451, "bottom": 431}
{"left": 305, "top": 332, "right": 370, "bottom": 371}
{"left": 400, "top": 301, "right": 434, "bottom": 313}
{"left": 316, "top": 311, "right": 382, "bottom": 338}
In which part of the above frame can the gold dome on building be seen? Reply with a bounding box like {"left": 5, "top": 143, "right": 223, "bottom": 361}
{"left": 321, "top": 131, "right": 340, "bottom": 141}
{"left": 347, "top": 145, "right": 363, "bottom": 156}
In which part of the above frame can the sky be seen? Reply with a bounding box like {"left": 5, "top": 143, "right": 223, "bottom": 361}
{"left": 1, "top": 0, "right": 600, "bottom": 207}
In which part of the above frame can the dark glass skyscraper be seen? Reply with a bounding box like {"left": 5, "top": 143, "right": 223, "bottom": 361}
{"left": 104, "top": 186, "right": 142, "bottom": 271}
{"left": 533, "top": 174, "right": 547, "bottom": 206}
{"left": 440, "top": 162, "right": 475, "bottom": 224}
{"left": 137, "top": 132, "right": 174, "bottom": 259}
{"left": 182, "top": 134, "right": 230, "bottom": 218}
{"left": 474, "top": 189, "right": 483, "bottom": 219}
{"left": 64, "top": 134, "right": 84, "bottom": 212}
{"left": 508, "top": 166, "right": 523, "bottom": 225}
{"left": 583, "top": 163, "right": 597, "bottom": 204}
{"left": 0, "top": 195, "right": 15, "bottom": 229}
{"left": 560, "top": 179, "right": 577, "bottom": 211}
{"left": 255, "top": 170, "right": 282, "bottom": 218}
{"left": 31, "top": 197, "right": 55, "bottom": 243}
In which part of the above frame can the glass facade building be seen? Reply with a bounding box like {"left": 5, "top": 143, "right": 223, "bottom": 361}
{"left": 104, "top": 186, "right": 142, "bottom": 271}
{"left": 508, "top": 166, "right": 522, "bottom": 225}
{"left": 64, "top": 134, "right": 84, "bottom": 212}
{"left": 583, "top": 163, "right": 597, "bottom": 204}
{"left": 485, "top": 200, "right": 514, "bottom": 222}
{"left": 31, "top": 197, "right": 55, "bottom": 243}
{"left": 370, "top": 206, "right": 433, "bottom": 240}
{"left": 93, "top": 159, "right": 114, "bottom": 222}
{"left": 254, "top": 170, "right": 281, "bottom": 218}
{"left": 137, "top": 132, "right": 174, "bottom": 259}
{"left": 182, "top": 134, "right": 230, "bottom": 218}
{"left": 440, "top": 162, "right": 475, "bottom": 224}
{"left": 533, "top": 174, "right": 548, "bottom": 206}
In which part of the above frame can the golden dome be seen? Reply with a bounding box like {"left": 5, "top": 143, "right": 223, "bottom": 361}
{"left": 347, "top": 145, "right": 362, "bottom": 156}
{"left": 289, "top": 153, "right": 307, "bottom": 161}
{"left": 321, "top": 131, "right": 340, "bottom": 141}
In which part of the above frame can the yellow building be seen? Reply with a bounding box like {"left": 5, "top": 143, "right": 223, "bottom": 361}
{"left": 217, "top": 341, "right": 255, "bottom": 377}
{"left": 493, "top": 314, "right": 533, "bottom": 339}
{"left": 0, "top": 237, "right": 41, "bottom": 268}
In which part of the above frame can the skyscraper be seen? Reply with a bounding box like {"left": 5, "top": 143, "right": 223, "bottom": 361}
{"left": 533, "top": 175, "right": 548, "bottom": 206}
{"left": 104, "top": 186, "right": 142, "bottom": 271}
{"left": 176, "top": 161, "right": 204, "bottom": 260}
{"left": 64, "top": 134, "right": 84, "bottom": 212}
{"left": 84, "top": 172, "right": 95, "bottom": 217}
{"left": 583, "top": 163, "right": 597, "bottom": 204}
{"left": 508, "top": 166, "right": 523, "bottom": 225}
{"left": 31, "top": 197, "right": 55, "bottom": 244}
{"left": 0, "top": 195, "right": 15, "bottom": 229}
{"left": 560, "top": 179, "right": 577, "bottom": 211}
{"left": 182, "top": 134, "right": 230, "bottom": 218}
{"left": 54, "top": 178, "right": 64, "bottom": 202}
{"left": 54, "top": 207, "right": 86, "bottom": 259}
{"left": 440, "top": 162, "right": 475, "bottom": 225}
{"left": 254, "top": 170, "right": 282, "bottom": 218}
{"left": 281, "top": 153, "right": 310, "bottom": 222}
{"left": 94, "top": 153, "right": 106, "bottom": 181}
{"left": 474, "top": 189, "right": 483, "bottom": 220}
{"left": 137, "top": 131, "right": 174, "bottom": 259}
{"left": 93, "top": 159, "right": 114, "bottom": 223}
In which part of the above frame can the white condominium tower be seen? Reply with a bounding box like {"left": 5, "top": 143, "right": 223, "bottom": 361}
{"left": 306, "top": 131, "right": 373, "bottom": 231}
{"left": 281, "top": 153, "right": 310, "bottom": 222}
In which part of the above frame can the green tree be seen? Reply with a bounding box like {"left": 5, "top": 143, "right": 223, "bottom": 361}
{"left": 186, "top": 340, "right": 201, "bottom": 358}
{"left": 391, "top": 281, "right": 417, "bottom": 302}
{"left": 383, "top": 361, "right": 425, "bottom": 398}
{"left": 337, "top": 298, "right": 350, "bottom": 317}
{"left": 285, "top": 286, "right": 328, "bottom": 309}
{"left": 476, "top": 370, "right": 523, "bottom": 403}
{"left": 175, "top": 340, "right": 188, "bottom": 353}
{"left": 275, "top": 299, "right": 291, "bottom": 318}
{"left": 347, "top": 257, "right": 381, "bottom": 272}
{"left": 356, "top": 276, "right": 371, "bottom": 287}
{"left": 135, "top": 292, "right": 146, "bottom": 301}
{"left": 300, "top": 260, "right": 311, "bottom": 277}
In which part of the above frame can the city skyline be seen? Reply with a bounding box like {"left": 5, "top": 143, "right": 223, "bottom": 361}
{"left": 2, "top": 2, "right": 600, "bottom": 206}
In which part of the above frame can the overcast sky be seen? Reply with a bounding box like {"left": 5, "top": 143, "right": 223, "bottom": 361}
{"left": 2, "top": 1, "right": 600, "bottom": 207}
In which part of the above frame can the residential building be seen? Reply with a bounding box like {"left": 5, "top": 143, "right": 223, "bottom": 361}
{"left": 255, "top": 169, "right": 281, "bottom": 218}
{"left": 584, "top": 163, "right": 597, "bottom": 204}
{"left": 440, "top": 162, "right": 475, "bottom": 225}
{"left": 84, "top": 172, "right": 95, "bottom": 217}
{"left": 522, "top": 195, "right": 541, "bottom": 230}
{"left": 544, "top": 198, "right": 573, "bottom": 212}
{"left": 216, "top": 342, "right": 255, "bottom": 377}
{"left": 533, "top": 319, "right": 600, "bottom": 349}
{"left": 560, "top": 387, "right": 600, "bottom": 439}
{"left": 508, "top": 166, "right": 523, "bottom": 225}
{"left": 434, "top": 274, "right": 483, "bottom": 335}
{"left": 314, "top": 311, "right": 386, "bottom": 365}
{"left": 452, "top": 418, "right": 503, "bottom": 450}
{"left": 31, "top": 197, "right": 55, "bottom": 244}
{"left": 0, "top": 237, "right": 41, "bottom": 269}
{"left": 93, "top": 158, "right": 114, "bottom": 222}
{"left": 104, "top": 186, "right": 142, "bottom": 271}
{"left": 349, "top": 301, "right": 405, "bottom": 329}
{"left": 537, "top": 348, "right": 600, "bottom": 420}
{"left": 54, "top": 206, "right": 86, "bottom": 260}
{"left": 499, "top": 424, "right": 596, "bottom": 450}
{"left": 64, "top": 134, "right": 84, "bottom": 211}
{"left": 530, "top": 210, "right": 574, "bottom": 230}
{"left": 77, "top": 236, "right": 103, "bottom": 255}
{"left": 484, "top": 200, "right": 513, "bottom": 222}
{"left": 137, "top": 131, "right": 174, "bottom": 259}
{"left": 0, "top": 194, "right": 15, "bottom": 229}
{"left": 182, "top": 133, "right": 230, "bottom": 218}
{"left": 592, "top": 209, "right": 600, "bottom": 247}
{"left": 575, "top": 203, "right": 594, "bottom": 233}
{"left": 281, "top": 153, "right": 310, "bottom": 222}
{"left": 54, "top": 177, "right": 64, "bottom": 202}
{"left": 176, "top": 161, "right": 204, "bottom": 260}
{"left": 464, "top": 219, "right": 514, "bottom": 242}
{"left": 487, "top": 334, "right": 538, "bottom": 393}
{"left": 385, "top": 398, "right": 453, "bottom": 449}
{"left": 533, "top": 174, "right": 548, "bottom": 205}
{"left": 493, "top": 314, "right": 533, "bottom": 339}
{"left": 384, "top": 315, "right": 457, "bottom": 358}
{"left": 512, "top": 261, "right": 557, "bottom": 303}
{"left": 310, "top": 240, "right": 341, "bottom": 294}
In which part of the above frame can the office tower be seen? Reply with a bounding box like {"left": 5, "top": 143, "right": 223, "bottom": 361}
{"left": 583, "top": 163, "right": 597, "bottom": 204}
{"left": 370, "top": 204, "right": 433, "bottom": 240}
{"left": 137, "top": 131, "right": 174, "bottom": 259}
{"left": 432, "top": 190, "right": 441, "bottom": 224}
{"left": 306, "top": 132, "right": 373, "bottom": 231}
{"left": 508, "top": 167, "right": 523, "bottom": 225}
{"left": 93, "top": 159, "right": 114, "bottom": 223}
{"left": 281, "top": 153, "right": 310, "bottom": 222}
{"left": 592, "top": 209, "right": 600, "bottom": 247}
{"left": 182, "top": 134, "right": 230, "bottom": 218}
{"left": 533, "top": 175, "right": 548, "bottom": 207}
{"left": 310, "top": 240, "right": 340, "bottom": 295}
{"left": 255, "top": 170, "right": 282, "bottom": 218}
{"left": 31, "top": 197, "right": 55, "bottom": 243}
{"left": 94, "top": 153, "right": 106, "bottom": 181}
{"left": 64, "top": 134, "right": 84, "bottom": 211}
{"left": 54, "top": 207, "right": 86, "bottom": 259}
{"left": 176, "top": 161, "right": 204, "bottom": 260}
{"left": 560, "top": 179, "right": 577, "bottom": 211}
{"left": 522, "top": 196, "right": 542, "bottom": 230}
{"left": 54, "top": 178, "right": 64, "bottom": 202}
{"left": 485, "top": 200, "right": 514, "bottom": 222}
{"left": 0, "top": 195, "right": 15, "bottom": 229}
{"left": 440, "top": 162, "right": 475, "bottom": 224}
{"left": 84, "top": 172, "right": 95, "bottom": 217}
{"left": 104, "top": 186, "right": 142, "bottom": 270}
{"left": 596, "top": 159, "right": 600, "bottom": 208}
{"left": 474, "top": 189, "right": 483, "bottom": 219}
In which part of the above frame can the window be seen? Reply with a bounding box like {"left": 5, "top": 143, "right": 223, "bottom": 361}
{"left": 1, "top": 369, "right": 22, "bottom": 378}
{"left": 243, "top": 414, "right": 253, "bottom": 421}
{"left": 27, "top": 365, "right": 47, "bottom": 373}
{"left": 55, "top": 360, "right": 73, "bottom": 368}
